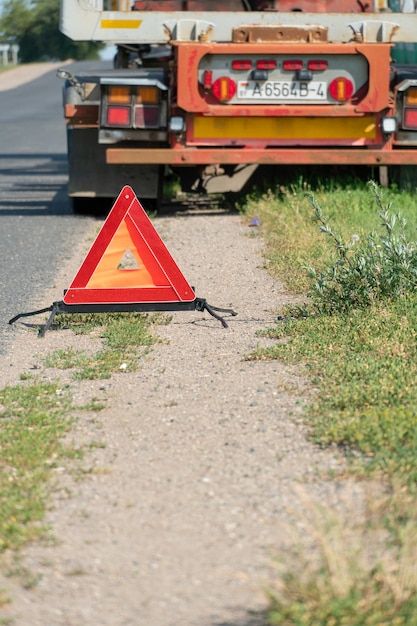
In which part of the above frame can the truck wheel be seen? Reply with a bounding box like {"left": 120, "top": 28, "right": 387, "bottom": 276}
{"left": 388, "top": 166, "right": 417, "bottom": 190}
{"left": 398, "top": 165, "right": 417, "bottom": 190}
{"left": 71, "top": 197, "right": 91, "bottom": 214}
{"left": 71, "top": 197, "right": 113, "bottom": 215}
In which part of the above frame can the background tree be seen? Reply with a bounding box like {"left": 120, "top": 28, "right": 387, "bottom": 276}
{"left": 0, "top": 0, "right": 103, "bottom": 62}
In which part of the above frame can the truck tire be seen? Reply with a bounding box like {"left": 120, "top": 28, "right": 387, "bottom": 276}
{"left": 397, "top": 165, "right": 417, "bottom": 190}
{"left": 71, "top": 197, "right": 114, "bottom": 215}
{"left": 388, "top": 165, "right": 417, "bottom": 190}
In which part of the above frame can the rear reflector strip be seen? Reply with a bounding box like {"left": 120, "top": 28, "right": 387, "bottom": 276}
{"left": 307, "top": 60, "right": 328, "bottom": 71}
{"left": 232, "top": 60, "right": 252, "bottom": 70}
{"left": 256, "top": 59, "right": 277, "bottom": 70}
{"left": 282, "top": 60, "right": 303, "bottom": 71}
{"left": 192, "top": 115, "right": 377, "bottom": 141}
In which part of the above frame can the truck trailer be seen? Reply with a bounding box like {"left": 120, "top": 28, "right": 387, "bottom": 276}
{"left": 58, "top": 0, "right": 417, "bottom": 210}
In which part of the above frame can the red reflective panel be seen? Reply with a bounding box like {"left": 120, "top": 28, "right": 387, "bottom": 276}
{"left": 106, "top": 105, "right": 131, "bottom": 127}
{"left": 256, "top": 59, "right": 277, "bottom": 70}
{"left": 282, "top": 60, "right": 303, "bottom": 71}
{"left": 135, "top": 106, "right": 160, "bottom": 128}
{"left": 203, "top": 70, "right": 213, "bottom": 89}
{"left": 404, "top": 108, "right": 417, "bottom": 129}
{"left": 308, "top": 60, "right": 328, "bottom": 71}
{"left": 232, "top": 60, "right": 252, "bottom": 70}
{"left": 329, "top": 77, "right": 354, "bottom": 102}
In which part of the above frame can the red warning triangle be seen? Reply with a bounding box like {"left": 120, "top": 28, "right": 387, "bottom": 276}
{"left": 63, "top": 186, "right": 195, "bottom": 305}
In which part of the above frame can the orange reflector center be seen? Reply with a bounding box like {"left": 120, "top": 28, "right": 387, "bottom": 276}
{"left": 87, "top": 220, "right": 155, "bottom": 289}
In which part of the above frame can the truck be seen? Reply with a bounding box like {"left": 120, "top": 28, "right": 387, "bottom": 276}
{"left": 57, "top": 0, "right": 417, "bottom": 211}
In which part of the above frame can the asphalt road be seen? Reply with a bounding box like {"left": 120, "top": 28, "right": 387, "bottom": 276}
{"left": 0, "top": 61, "right": 109, "bottom": 354}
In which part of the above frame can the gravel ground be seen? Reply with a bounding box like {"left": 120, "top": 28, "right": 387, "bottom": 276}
{"left": 0, "top": 199, "right": 361, "bottom": 626}
{"left": 0, "top": 64, "right": 358, "bottom": 626}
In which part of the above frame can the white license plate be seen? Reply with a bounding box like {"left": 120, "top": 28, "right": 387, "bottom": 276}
{"left": 237, "top": 80, "right": 327, "bottom": 100}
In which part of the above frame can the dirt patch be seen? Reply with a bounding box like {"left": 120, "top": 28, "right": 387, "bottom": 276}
{"left": 0, "top": 202, "right": 353, "bottom": 626}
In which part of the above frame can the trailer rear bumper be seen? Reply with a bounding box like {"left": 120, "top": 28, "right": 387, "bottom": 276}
{"left": 106, "top": 148, "right": 417, "bottom": 166}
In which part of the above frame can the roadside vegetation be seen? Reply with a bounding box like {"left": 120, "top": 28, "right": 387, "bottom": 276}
{"left": 240, "top": 172, "right": 417, "bottom": 625}
{"left": 2, "top": 169, "right": 417, "bottom": 623}
{"left": 0, "top": 312, "right": 164, "bottom": 607}
{"left": 0, "top": 0, "right": 101, "bottom": 63}
{"left": 0, "top": 65, "right": 17, "bottom": 74}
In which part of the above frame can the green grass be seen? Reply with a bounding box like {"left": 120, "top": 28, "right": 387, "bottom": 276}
{"left": 242, "top": 174, "right": 417, "bottom": 294}
{"left": 244, "top": 179, "right": 417, "bottom": 486}
{"left": 251, "top": 300, "right": 417, "bottom": 485}
{"left": 0, "top": 64, "right": 17, "bottom": 75}
{"left": 0, "top": 381, "right": 74, "bottom": 554}
{"left": 44, "top": 347, "right": 88, "bottom": 370}
{"left": 240, "top": 173, "right": 417, "bottom": 625}
{"left": 0, "top": 310, "right": 165, "bottom": 607}
{"left": 46, "top": 311, "right": 166, "bottom": 379}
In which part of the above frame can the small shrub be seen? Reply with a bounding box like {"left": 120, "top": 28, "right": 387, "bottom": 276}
{"left": 305, "top": 181, "right": 417, "bottom": 314}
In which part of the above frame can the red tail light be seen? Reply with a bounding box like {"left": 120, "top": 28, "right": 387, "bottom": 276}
{"left": 106, "top": 105, "right": 131, "bottom": 127}
{"left": 232, "top": 60, "right": 252, "bottom": 71}
{"left": 329, "top": 77, "right": 354, "bottom": 102}
{"left": 282, "top": 60, "right": 303, "bottom": 71}
{"left": 404, "top": 109, "right": 417, "bottom": 130}
{"left": 212, "top": 77, "right": 237, "bottom": 102}
{"left": 203, "top": 70, "right": 213, "bottom": 90}
{"left": 308, "top": 60, "right": 328, "bottom": 71}
{"left": 256, "top": 59, "right": 277, "bottom": 70}
{"left": 135, "top": 106, "right": 159, "bottom": 128}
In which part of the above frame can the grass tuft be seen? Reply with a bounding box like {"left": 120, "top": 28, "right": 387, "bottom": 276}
{"left": 45, "top": 312, "right": 165, "bottom": 379}
{"left": 304, "top": 181, "right": 417, "bottom": 314}
{"left": 267, "top": 487, "right": 417, "bottom": 626}
{"left": 0, "top": 381, "right": 74, "bottom": 553}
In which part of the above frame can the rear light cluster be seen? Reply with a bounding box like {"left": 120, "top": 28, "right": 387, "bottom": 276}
{"left": 103, "top": 85, "right": 160, "bottom": 129}
{"left": 230, "top": 59, "right": 329, "bottom": 72}
{"left": 203, "top": 60, "right": 354, "bottom": 103}
{"left": 403, "top": 87, "right": 417, "bottom": 130}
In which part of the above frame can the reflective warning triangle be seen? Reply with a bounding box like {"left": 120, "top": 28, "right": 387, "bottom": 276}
{"left": 63, "top": 186, "right": 195, "bottom": 305}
